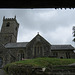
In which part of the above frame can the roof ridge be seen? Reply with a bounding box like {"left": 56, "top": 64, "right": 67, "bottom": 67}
{"left": 6, "top": 42, "right": 29, "bottom": 44}
{"left": 17, "top": 42, "right": 29, "bottom": 43}
{"left": 52, "top": 44, "right": 71, "bottom": 45}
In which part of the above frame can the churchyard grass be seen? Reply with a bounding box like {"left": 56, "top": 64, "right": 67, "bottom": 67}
{"left": 11, "top": 57, "right": 75, "bottom": 67}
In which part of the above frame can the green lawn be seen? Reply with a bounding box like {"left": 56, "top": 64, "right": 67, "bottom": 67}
{"left": 10, "top": 57, "right": 75, "bottom": 67}
{"left": 3, "top": 57, "right": 75, "bottom": 74}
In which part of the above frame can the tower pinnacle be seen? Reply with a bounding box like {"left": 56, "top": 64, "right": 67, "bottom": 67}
{"left": 14, "top": 15, "right": 16, "bottom": 19}
{"left": 3, "top": 16, "right": 5, "bottom": 19}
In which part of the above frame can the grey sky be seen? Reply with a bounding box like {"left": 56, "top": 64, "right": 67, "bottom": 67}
{"left": 0, "top": 8, "right": 74, "bottom": 46}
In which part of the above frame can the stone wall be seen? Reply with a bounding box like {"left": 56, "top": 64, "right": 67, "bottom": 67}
{"left": 51, "top": 50, "right": 75, "bottom": 59}
{"left": 3, "top": 65, "right": 75, "bottom": 75}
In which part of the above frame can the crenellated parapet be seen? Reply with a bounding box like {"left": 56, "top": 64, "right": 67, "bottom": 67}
{"left": 3, "top": 16, "right": 19, "bottom": 25}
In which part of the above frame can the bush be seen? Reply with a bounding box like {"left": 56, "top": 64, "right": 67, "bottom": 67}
{"left": 3, "top": 64, "right": 33, "bottom": 75}
{"left": 3, "top": 57, "right": 75, "bottom": 75}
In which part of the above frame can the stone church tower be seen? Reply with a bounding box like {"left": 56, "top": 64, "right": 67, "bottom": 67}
{"left": 0, "top": 16, "right": 19, "bottom": 44}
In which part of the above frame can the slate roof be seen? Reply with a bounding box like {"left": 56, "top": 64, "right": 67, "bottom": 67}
{"left": 5, "top": 42, "right": 75, "bottom": 51}
{"left": 51, "top": 45, "right": 75, "bottom": 50}
{"left": 5, "top": 42, "right": 29, "bottom": 48}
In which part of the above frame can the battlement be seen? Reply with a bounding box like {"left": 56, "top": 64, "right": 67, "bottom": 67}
{"left": 3, "top": 16, "right": 19, "bottom": 25}
{"left": 3, "top": 16, "right": 16, "bottom": 20}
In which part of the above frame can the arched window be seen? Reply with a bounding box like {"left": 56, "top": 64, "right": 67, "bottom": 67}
{"left": 66, "top": 52, "right": 70, "bottom": 59}
{"left": 34, "top": 42, "right": 43, "bottom": 57}
{"left": 6, "top": 22, "right": 10, "bottom": 27}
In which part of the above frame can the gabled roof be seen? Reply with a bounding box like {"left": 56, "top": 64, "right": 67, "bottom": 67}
{"left": 5, "top": 42, "right": 75, "bottom": 51}
{"left": 26, "top": 33, "right": 51, "bottom": 47}
{"left": 51, "top": 45, "right": 75, "bottom": 51}
{"left": 5, "top": 42, "right": 29, "bottom": 48}
{"left": 5, "top": 34, "right": 51, "bottom": 48}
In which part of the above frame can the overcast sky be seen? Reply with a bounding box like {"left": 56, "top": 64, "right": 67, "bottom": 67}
{"left": 0, "top": 8, "right": 75, "bottom": 46}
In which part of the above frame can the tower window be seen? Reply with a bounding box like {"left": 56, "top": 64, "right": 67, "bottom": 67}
{"left": 6, "top": 22, "right": 10, "bottom": 27}
{"left": 15, "top": 27, "right": 17, "bottom": 31}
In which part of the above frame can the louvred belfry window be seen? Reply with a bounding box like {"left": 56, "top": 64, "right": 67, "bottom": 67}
{"left": 6, "top": 22, "right": 10, "bottom": 27}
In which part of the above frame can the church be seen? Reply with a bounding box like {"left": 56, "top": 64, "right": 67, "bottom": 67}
{"left": 0, "top": 16, "right": 75, "bottom": 68}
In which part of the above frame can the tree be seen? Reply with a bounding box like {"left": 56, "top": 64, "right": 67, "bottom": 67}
{"left": 72, "top": 26, "right": 75, "bottom": 42}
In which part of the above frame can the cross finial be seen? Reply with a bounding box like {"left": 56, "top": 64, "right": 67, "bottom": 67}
{"left": 37, "top": 32, "right": 39, "bottom": 34}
